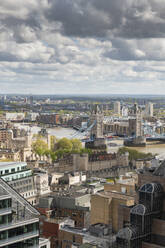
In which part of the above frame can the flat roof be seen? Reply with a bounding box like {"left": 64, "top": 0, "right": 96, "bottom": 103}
{"left": 0, "top": 162, "right": 27, "bottom": 169}
{"left": 96, "top": 191, "right": 134, "bottom": 201}
{"left": 60, "top": 225, "right": 115, "bottom": 246}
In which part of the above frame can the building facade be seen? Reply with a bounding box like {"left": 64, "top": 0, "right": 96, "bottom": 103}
{"left": 0, "top": 177, "right": 40, "bottom": 247}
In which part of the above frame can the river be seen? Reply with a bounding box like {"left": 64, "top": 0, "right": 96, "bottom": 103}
{"left": 14, "top": 123, "right": 165, "bottom": 155}
{"left": 14, "top": 123, "right": 84, "bottom": 139}
{"left": 108, "top": 139, "right": 165, "bottom": 155}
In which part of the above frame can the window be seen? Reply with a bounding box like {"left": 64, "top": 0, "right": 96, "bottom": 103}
{"left": 73, "top": 235, "right": 76, "bottom": 243}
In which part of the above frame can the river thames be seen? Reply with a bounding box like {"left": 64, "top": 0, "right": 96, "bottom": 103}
{"left": 14, "top": 123, "right": 165, "bottom": 156}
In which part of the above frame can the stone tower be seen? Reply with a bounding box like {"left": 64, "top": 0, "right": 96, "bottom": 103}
{"left": 90, "top": 104, "right": 104, "bottom": 140}
{"left": 129, "top": 103, "right": 143, "bottom": 137}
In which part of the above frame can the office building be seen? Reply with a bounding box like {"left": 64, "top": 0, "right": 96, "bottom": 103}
{"left": 0, "top": 162, "right": 51, "bottom": 205}
{"left": 145, "top": 102, "right": 154, "bottom": 117}
{"left": 0, "top": 177, "right": 40, "bottom": 247}
{"left": 114, "top": 102, "right": 121, "bottom": 116}
{"left": 0, "top": 162, "right": 38, "bottom": 205}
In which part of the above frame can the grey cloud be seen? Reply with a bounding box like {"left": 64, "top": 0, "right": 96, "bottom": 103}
{"left": 103, "top": 38, "right": 165, "bottom": 61}
{"left": 45, "top": 0, "right": 165, "bottom": 39}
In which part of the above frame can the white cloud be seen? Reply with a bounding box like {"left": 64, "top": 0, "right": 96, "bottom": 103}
{"left": 0, "top": 0, "right": 165, "bottom": 94}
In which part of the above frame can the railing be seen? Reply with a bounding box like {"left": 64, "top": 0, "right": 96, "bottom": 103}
{"left": 0, "top": 207, "right": 12, "bottom": 216}
{"left": 0, "top": 230, "right": 39, "bottom": 247}
{"left": 0, "top": 217, "right": 39, "bottom": 232}
{"left": 0, "top": 177, "right": 39, "bottom": 215}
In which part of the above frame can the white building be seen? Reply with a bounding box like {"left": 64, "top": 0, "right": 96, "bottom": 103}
{"left": 0, "top": 162, "right": 52, "bottom": 205}
{"left": 5, "top": 112, "right": 25, "bottom": 121}
{"left": 121, "top": 106, "right": 128, "bottom": 117}
{"left": 34, "top": 172, "right": 51, "bottom": 196}
{"left": 26, "top": 112, "right": 39, "bottom": 121}
{"left": 59, "top": 172, "right": 86, "bottom": 186}
{"left": 145, "top": 102, "right": 154, "bottom": 117}
{"left": 51, "top": 172, "right": 64, "bottom": 185}
{"left": 114, "top": 101, "right": 121, "bottom": 116}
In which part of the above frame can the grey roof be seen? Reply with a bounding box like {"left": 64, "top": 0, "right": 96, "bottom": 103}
{"left": 117, "top": 226, "right": 139, "bottom": 240}
{"left": 131, "top": 204, "right": 150, "bottom": 215}
{"left": 139, "top": 183, "right": 163, "bottom": 193}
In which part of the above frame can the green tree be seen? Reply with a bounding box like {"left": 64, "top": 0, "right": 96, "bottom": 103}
{"left": 80, "top": 148, "right": 93, "bottom": 155}
{"left": 32, "top": 139, "right": 48, "bottom": 158}
{"left": 56, "top": 138, "right": 73, "bottom": 151}
{"left": 71, "top": 139, "right": 82, "bottom": 152}
{"left": 49, "top": 151, "right": 57, "bottom": 162}
{"left": 118, "top": 147, "right": 153, "bottom": 160}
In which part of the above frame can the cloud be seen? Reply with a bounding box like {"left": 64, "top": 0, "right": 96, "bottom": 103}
{"left": 104, "top": 38, "right": 165, "bottom": 61}
{"left": 45, "top": 0, "right": 165, "bottom": 39}
{"left": 0, "top": 0, "right": 165, "bottom": 94}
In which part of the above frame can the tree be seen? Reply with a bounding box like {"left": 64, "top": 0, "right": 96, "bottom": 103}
{"left": 56, "top": 138, "right": 73, "bottom": 151}
{"left": 32, "top": 139, "right": 48, "bottom": 158}
{"left": 71, "top": 139, "right": 82, "bottom": 152}
{"left": 49, "top": 151, "right": 57, "bottom": 162}
{"left": 80, "top": 148, "right": 93, "bottom": 155}
{"left": 118, "top": 147, "right": 153, "bottom": 161}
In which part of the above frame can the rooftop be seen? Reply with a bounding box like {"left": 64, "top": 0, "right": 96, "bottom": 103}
{"left": 0, "top": 161, "right": 27, "bottom": 169}
{"left": 97, "top": 191, "right": 134, "bottom": 201}
{"left": 60, "top": 225, "right": 115, "bottom": 247}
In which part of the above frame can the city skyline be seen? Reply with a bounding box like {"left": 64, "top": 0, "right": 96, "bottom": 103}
{"left": 1, "top": 1, "right": 165, "bottom": 94}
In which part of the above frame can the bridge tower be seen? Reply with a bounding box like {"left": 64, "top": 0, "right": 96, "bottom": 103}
{"left": 90, "top": 104, "right": 104, "bottom": 140}
{"left": 129, "top": 103, "right": 143, "bottom": 137}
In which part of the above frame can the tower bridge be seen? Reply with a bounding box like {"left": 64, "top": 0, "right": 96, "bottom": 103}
{"left": 71, "top": 103, "right": 165, "bottom": 144}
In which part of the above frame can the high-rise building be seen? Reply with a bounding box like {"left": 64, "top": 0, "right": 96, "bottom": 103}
{"left": 114, "top": 101, "right": 121, "bottom": 116}
{"left": 145, "top": 102, "right": 154, "bottom": 117}
{"left": 30, "top": 95, "right": 33, "bottom": 106}
{"left": 0, "top": 177, "right": 40, "bottom": 247}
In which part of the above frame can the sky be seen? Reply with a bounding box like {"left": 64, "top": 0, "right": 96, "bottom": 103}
{"left": 1, "top": 0, "right": 165, "bottom": 95}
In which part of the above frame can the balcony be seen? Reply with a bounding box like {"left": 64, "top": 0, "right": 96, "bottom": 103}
{"left": 0, "top": 230, "right": 39, "bottom": 247}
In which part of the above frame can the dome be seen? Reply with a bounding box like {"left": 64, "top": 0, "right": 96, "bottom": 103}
{"left": 131, "top": 204, "right": 149, "bottom": 215}
{"left": 117, "top": 226, "right": 139, "bottom": 240}
{"left": 139, "top": 183, "right": 163, "bottom": 193}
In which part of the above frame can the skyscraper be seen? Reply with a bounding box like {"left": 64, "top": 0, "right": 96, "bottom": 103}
{"left": 114, "top": 101, "right": 121, "bottom": 116}
{"left": 145, "top": 102, "right": 154, "bottom": 117}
